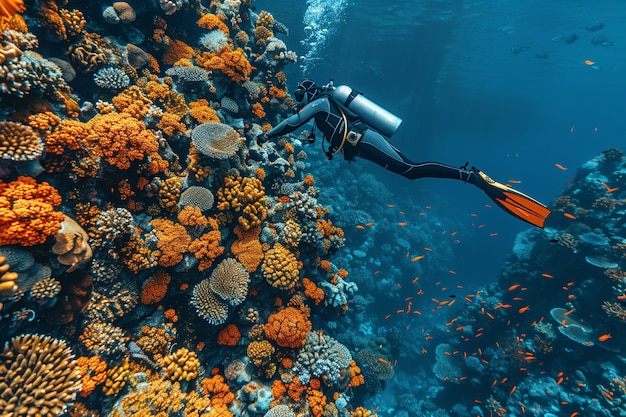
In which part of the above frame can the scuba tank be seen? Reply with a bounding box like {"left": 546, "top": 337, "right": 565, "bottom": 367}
{"left": 330, "top": 84, "right": 402, "bottom": 137}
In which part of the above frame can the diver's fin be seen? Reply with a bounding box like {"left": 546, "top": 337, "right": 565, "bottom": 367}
{"left": 473, "top": 169, "right": 551, "bottom": 228}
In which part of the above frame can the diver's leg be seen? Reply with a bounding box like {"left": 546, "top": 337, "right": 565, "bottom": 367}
{"left": 355, "top": 129, "right": 476, "bottom": 182}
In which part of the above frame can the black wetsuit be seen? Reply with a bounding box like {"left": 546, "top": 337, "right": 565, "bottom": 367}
{"left": 266, "top": 94, "right": 478, "bottom": 184}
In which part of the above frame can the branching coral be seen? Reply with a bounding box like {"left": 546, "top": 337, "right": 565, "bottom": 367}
{"left": 217, "top": 176, "right": 267, "bottom": 230}
{"left": 0, "top": 334, "right": 82, "bottom": 416}
{"left": 0, "top": 176, "right": 64, "bottom": 246}
{"left": 264, "top": 306, "right": 312, "bottom": 348}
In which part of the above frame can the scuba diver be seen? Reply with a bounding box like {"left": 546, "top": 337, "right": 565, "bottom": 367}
{"left": 260, "top": 79, "right": 551, "bottom": 228}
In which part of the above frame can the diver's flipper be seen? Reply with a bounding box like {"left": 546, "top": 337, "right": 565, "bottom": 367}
{"left": 473, "top": 169, "right": 551, "bottom": 228}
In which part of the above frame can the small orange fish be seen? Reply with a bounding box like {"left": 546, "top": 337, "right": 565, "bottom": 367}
{"left": 387, "top": 204, "right": 395, "bottom": 208}
{"left": 598, "top": 333, "right": 612, "bottom": 342}
{"left": 508, "top": 284, "right": 521, "bottom": 291}
{"left": 411, "top": 255, "right": 425, "bottom": 262}
{"left": 518, "top": 305, "right": 530, "bottom": 314}
{"left": 508, "top": 179, "right": 522, "bottom": 184}
{"left": 365, "top": 222, "right": 375, "bottom": 227}
{"left": 449, "top": 270, "right": 457, "bottom": 275}
{"left": 356, "top": 225, "right": 365, "bottom": 230}
{"left": 542, "top": 273, "right": 554, "bottom": 279}
{"left": 424, "top": 247, "right": 432, "bottom": 251}
{"left": 555, "top": 163, "right": 567, "bottom": 171}
{"left": 584, "top": 59, "right": 595, "bottom": 65}
{"left": 450, "top": 231, "right": 458, "bottom": 237}
{"left": 398, "top": 222, "right": 407, "bottom": 227}
{"left": 563, "top": 213, "right": 576, "bottom": 220}
{"left": 510, "top": 385, "right": 517, "bottom": 395}
{"left": 489, "top": 233, "right": 499, "bottom": 237}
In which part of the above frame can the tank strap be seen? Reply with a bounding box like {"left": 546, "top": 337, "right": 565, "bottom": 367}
{"left": 342, "top": 89, "right": 360, "bottom": 107}
{"left": 323, "top": 107, "right": 349, "bottom": 159}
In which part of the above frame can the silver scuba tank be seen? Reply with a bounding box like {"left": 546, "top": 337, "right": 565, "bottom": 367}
{"left": 331, "top": 85, "right": 402, "bottom": 137}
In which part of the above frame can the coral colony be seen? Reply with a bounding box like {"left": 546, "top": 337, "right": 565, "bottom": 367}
{"left": 1, "top": 1, "right": 626, "bottom": 417}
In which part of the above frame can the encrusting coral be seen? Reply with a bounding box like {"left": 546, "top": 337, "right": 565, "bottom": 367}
{"left": 264, "top": 306, "right": 312, "bottom": 348}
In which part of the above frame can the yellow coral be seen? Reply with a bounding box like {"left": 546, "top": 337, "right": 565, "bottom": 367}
{"left": 160, "top": 347, "right": 200, "bottom": 382}
{"left": 0, "top": 121, "right": 44, "bottom": 161}
{"left": 261, "top": 242, "right": 302, "bottom": 290}
{"left": 247, "top": 339, "right": 274, "bottom": 367}
{"left": 217, "top": 176, "right": 267, "bottom": 230}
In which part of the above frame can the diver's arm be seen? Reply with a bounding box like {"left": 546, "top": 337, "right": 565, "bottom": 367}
{"left": 266, "top": 97, "right": 330, "bottom": 139}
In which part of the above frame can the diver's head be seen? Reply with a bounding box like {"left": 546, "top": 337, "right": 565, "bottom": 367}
{"left": 294, "top": 79, "right": 319, "bottom": 106}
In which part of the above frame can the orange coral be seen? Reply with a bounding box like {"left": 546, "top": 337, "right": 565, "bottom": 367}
{"left": 83, "top": 112, "right": 168, "bottom": 173}
{"left": 162, "top": 39, "right": 195, "bottom": 66}
{"left": 287, "top": 377, "right": 306, "bottom": 402}
{"left": 76, "top": 355, "right": 108, "bottom": 397}
{"left": 251, "top": 102, "right": 266, "bottom": 119}
{"left": 247, "top": 339, "right": 274, "bottom": 367}
{"left": 198, "top": 46, "right": 252, "bottom": 83}
{"left": 177, "top": 205, "right": 208, "bottom": 227}
{"left": 264, "top": 306, "right": 311, "bottom": 348}
{"left": 303, "top": 175, "right": 315, "bottom": 185}
{"left": 0, "top": 176, "right": 65, "bottom": 246}
{"left": 164, "top": 308, "right": 178, "bottom": 322}
{"left": 151, "top": 218, "right": 191, "bottom": 267}
{"left": 188, "top": 230, "right": 224, "bottom": 271}
{"left": 141, "top": 270, "right": 171, "bottom": 304}
{"left": 189, "top": 99, "right": 220, "bottom": 123}
{"left": 157, "top": 112, "right": 186, "bottom": 137}
{"left": 217, "top": 323, "right": 241, "bottom": 346}
{"left": 200, "top": 374, "right": 235, "bottom": 406}
{"left": 271, "top": 379, "right": 286, "bottom": 401}
{"left": 230, "top": 225, "right": 264, "bottom": 272}
{"left": 307, "top": 389, "right": 327, "bottom": 417}
{"left": 347, "top": 360, "right": 365, "bottom": 388}
{"left": 196, "top": 13, "right": 229, "bottom": 33}
{"left": 301, "top": 278, "right": 324, "bottom": 305}
{"left": 0, "top": 0, "right": 24, "bottom": 20}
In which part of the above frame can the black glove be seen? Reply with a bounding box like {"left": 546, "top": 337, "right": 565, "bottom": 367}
{"left": 257, "top": 133, "right": 269, "bottom": 145}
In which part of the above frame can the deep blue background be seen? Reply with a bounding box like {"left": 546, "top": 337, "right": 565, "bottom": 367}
{"left": 257, "top": 0, "right": 626, "bottom": 285}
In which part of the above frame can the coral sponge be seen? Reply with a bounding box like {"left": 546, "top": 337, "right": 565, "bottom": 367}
{"left": 0, "top": 176, "right": 65, "bottom": 246}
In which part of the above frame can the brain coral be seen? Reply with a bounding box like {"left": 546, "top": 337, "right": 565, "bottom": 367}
{"left": 191, "top": 278, "right": 229, "bottom": 325}
{"left": 191, "top": 122, "right": 244, "bottom": 159}
{"left": 264, "top": 306, "right": 312, "bottom": 348}
{"left": 0, "top": 334, "right": 82, "bottom": 416}
{"left": 179, "top": 185, "right": 214, "bottom": 212}
{"left": 0, "top": 176, "right": 65, "bottom": 246}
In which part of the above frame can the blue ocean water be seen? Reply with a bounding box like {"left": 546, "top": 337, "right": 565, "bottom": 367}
{"left": 261, "top": 0, "right": 626, "bottom": 283}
